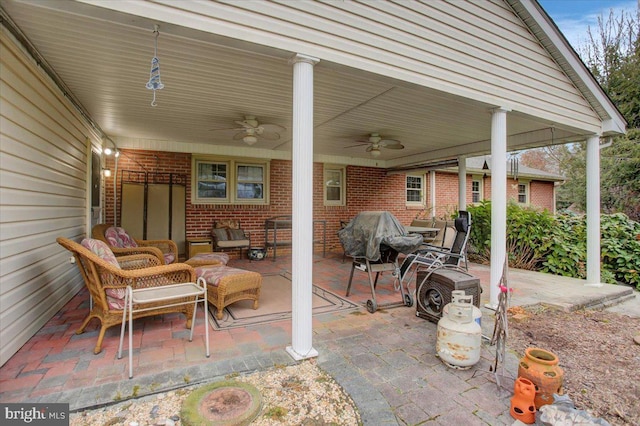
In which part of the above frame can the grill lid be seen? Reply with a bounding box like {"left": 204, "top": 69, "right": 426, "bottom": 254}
{"left": 338, "top": 211, "right": 423, "bottom": 261}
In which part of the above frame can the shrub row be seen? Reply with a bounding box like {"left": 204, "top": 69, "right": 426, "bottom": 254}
{"left": 466, "top": 202, "right": 640, "bottom": 289}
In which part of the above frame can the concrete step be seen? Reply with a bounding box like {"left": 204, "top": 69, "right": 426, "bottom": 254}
{"left": 580, "top": 287, "right": 635, "bottom": 311}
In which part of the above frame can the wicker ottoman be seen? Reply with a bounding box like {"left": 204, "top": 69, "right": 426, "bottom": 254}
{"left": 195, "top": 265, "right": 262, "bottom": 320}
{"left": 185, "top": 252, "right": 229, "bottom": 267}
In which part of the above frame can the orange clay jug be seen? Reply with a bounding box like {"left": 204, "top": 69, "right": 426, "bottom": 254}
{"left": 517, "top": 347, "right": 564, "bottom": 409}
{"left": 510, "top": 377, "right": 536, "bottom": 424}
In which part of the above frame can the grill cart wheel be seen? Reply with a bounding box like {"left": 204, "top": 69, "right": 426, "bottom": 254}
{"left": 404, "top": 293, "right": 414, "bottom": 307}
{"left": 366, "top": 299, "right": 378, "bottom": 313}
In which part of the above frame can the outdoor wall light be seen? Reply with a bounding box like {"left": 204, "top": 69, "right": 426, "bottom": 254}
{"left": 103, "top": 147, "right": 120, "bottom": 157}
{"left": 102, "top": 168, "right": 112, "bottom": 177}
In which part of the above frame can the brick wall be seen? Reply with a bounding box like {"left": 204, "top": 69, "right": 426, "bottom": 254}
{"left": 103, "top": 149, "right": 555, "bottom": 257}
{"left": 529, "top": 181, "right": 555, "bottom": 212}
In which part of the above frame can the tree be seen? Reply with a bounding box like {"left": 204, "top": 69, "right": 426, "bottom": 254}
{"left": 600, "top": 129, "right": 640, "bottom": 221}
{"left": 580, "top": 9, "right": 640, "bottom": 128}
{"left": 522, "top": 7, "right": 640, "bottom": 219}
{"left": 584, "top": 7, "right": 640, "bottom": 221}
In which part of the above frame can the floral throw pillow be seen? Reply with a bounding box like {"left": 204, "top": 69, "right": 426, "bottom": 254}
{"left": 115, "top": 227, "right": 138, "bottom": 247}
{"left": 81, "top": 238, "right": 120, "bottom": 267}
{"left": 106, "top": 227, "right": 138, "bottom": 248}
{"left": 81, "top": 239, "right": 125, "bottom": 309}
{"left": 104, "top": 226, "right": 123, "bottom": 247}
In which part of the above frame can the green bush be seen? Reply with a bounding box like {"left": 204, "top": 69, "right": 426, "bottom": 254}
{"left": 466, "top": 204, "right": 640, "bottom": 289}
{"left": 467, "top": 201, "right": 492, "bottom": 260}
{"left": 600, "top": 213, "right": 640, "bottom": 288}
{"left": 467, "top": 201, "right": 554, "bottom": 269}
{"left": 541, "top": 214, "right": 587, "bottom": 279}
{"left": 505, "top": 203, "right": 554, "bottom": 270}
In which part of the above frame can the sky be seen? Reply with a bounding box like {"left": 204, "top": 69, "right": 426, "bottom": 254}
{"left": 538, "top": 0, "right": 638, "bottom": 49}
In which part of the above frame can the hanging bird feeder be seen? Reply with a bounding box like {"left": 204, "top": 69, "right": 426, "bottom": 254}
{"left": 146, "top": 24, "right": 164, "bottom": 107}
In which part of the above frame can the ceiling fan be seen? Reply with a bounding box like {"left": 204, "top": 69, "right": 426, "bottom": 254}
{"left": 346, "top": 133, "right": 404, "bottom": 157}
{"left": 210, "top": 115, "right": 285, "bottom": 145}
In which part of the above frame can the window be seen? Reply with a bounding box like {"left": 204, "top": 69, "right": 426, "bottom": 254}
{"left": 192, "top": 156, "right": 269, "bottom": 204}
{"left": 237, "top": 164, "right": 264, "bottom": 200}
{"left": 471, "top": 179, "right": 482, "bottom": 203}
{"left": 406, "top": 175, "right": 424, "bottom": 206}
{"left": 324, "top": 165, "right": 345, "bottom": 206}
{"left": 518, "top": 182, "right": 529, "bottom": 204}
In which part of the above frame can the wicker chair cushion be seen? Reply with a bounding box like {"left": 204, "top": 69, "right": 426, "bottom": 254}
{"left": 81, "top": 238, "right": 126, "bottom": 309}
{"left": 105, "top": 226, "right": 138, "bottom": 248}
{"left": 81, "top": 238, "right": 120, "bottom": 267}
{"left": 164, "top": 253, "right": 176, "bottom": 264}
{"left": 212, "top": 228, "right": 229, "bottom": 241}
{"left": 187, "top": 252, "right": 229, "bottom": 266}
{"left": 228, "top": 229, "right": 246, "bottom": 240}
{"left": 194, "top": 266, "right": 249, "bottom": 287}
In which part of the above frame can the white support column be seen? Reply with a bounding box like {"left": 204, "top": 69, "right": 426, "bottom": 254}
{"left": 489, "top": 108, "right": 509, "bottom": 309}
{"left": 458, "top": 155, "right": 467, "bottom": 212}
{"left": 286, "top": 53, "right": 319, "bottom": 361}
{"left": 429, "top": 171, "right": 436, "bottom": 217}
{"left": 586, "top": 135, "right": 602, "bottom": 286}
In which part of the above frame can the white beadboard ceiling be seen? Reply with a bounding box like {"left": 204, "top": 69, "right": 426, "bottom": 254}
{"left": 0, "top": 0, "right": 595, "bottom": 167}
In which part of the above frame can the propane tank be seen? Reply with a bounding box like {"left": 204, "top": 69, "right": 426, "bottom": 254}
{"left": 436, "top": 294, "right": 482, "bottom": 369}
{"left": 443, "top": 290, "right": 482, "bottom": 328}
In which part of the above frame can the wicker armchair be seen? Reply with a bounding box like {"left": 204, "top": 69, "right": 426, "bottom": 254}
{"left": 91, "top": 224, "right": 179, "bottom": 264}
{"left": 57, "top": 237, "right": 196, "bottom": 354}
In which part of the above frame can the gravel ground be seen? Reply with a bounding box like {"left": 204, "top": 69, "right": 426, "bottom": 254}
{"left": 70, "top": 359, "right": 360, "bottom": 426}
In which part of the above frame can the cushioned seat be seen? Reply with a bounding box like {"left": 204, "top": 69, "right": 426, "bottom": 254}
{"left": 195, "top": 265, "right": 262, "bottom": 320}
{"left": 92, "top": 224, "right": 178, "bottom": 264}
{"left": 211, "top": 220, "right": 251, "bottom": 259}
{"left": 57, "top": 237, "right": 196, "bottom": 354}
{"left": 185, "top": 252, "right": 229, "bottom": 267}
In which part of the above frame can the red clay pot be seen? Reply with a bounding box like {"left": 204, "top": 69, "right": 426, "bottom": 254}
{"left": 510, "top": 377, "right": 536, "bottom": 424}
{"left": 517, "top": 347, "right": 564, "bottom": 408}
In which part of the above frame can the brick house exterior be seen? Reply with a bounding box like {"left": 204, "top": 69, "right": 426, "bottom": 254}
{"left": 105, "top": 150, "right": 562, "bottom": 257}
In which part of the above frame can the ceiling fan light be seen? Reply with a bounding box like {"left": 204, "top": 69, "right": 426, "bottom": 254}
{"left": 243, "top": 135, "right": 258, "bottom": 145}
{"left": 370, "top": 148, "right": 381, "bottom": 157}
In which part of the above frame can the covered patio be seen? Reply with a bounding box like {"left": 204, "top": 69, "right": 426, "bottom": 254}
{"left": 0, "top": 0, "right": 627, "bottom": 391}
{"left": 0, "top": 251, "right": 634, "bottom": 424}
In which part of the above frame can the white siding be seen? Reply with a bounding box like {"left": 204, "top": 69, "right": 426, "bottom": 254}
{"left": 0, "top": 29, "right": 97, "bottom": 366}
{"left": 92, "top": 0, "right": 602, "bottom": 132}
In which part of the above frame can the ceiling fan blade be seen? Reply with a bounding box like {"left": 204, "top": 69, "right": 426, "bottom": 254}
{"left": 365, "top": 145, "right": 374, "bottom": 152}
{"left": 260, "top": 123, "right": 286, "bottom": 133}
{"left": 344, "top": 143, "right": 369, "bottom": 149}
{"left": 235, "top": 120, "right": 255, "bottom": 129}
{"left": 384, "top": 142, "right": 405, "bottom": 150}
{"left": 232, "top": 131, "right": 246, "bottom": 140}
{"left": 209, "top": 126, "right": 244, "bottom": 132}
{"left": 379, "top": 138, "right": 404, "bottom": 149}
{"left": 259, "top": 132, "right": 281, "bottom": 141}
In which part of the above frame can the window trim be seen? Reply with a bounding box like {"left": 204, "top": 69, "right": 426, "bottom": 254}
{"left": 517, "top": 181, "right": 530, "bottom": 204}
{"left": 323, "top": 164, "right": 346, "bottom": 206}
{"left": 192, "top": 155, "right": 270, "bottom": 205}
{"left": 471, "top": 176, "right": 483, "bottom": 204}
{"left": 405, "top": 174, "right": 425, "bottom": 207}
